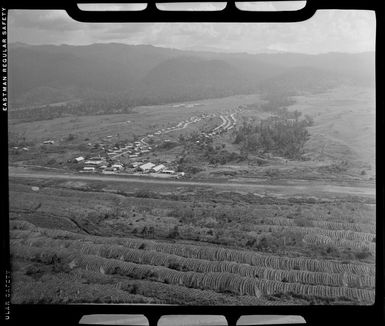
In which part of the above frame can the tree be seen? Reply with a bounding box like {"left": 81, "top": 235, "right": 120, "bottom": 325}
{"left": 293, "top": 110, "right": 302, "bottom": 121}
{"left": 304, "top": 114, "right": 314, "bottom": 126}
{"left": 178, "top": 134, "right": 185, "bottom": 143}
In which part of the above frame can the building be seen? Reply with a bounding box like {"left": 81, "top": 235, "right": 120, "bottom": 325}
{"left": 84, "top": 159, "right": 104, "bottom": 165}
{"left": 139, "top": 162, "right": 155, "bottom": 172}
{"left": 74, "top": 156, "right": 85, "bottom": 163}
{"left": 152, "top": 164, "right": 166, "bottom": 173}
{"left": 287, "top": 118, "right": 297, "bottom": 125}
{"left": 161, "top": 169, "right": 176, "bottom": 175}
{"left": 43, "top": 140, "right": 55, "bottom": 144}
{"left": 83, "top": 166, "right": 95, "bottom": 172}
{"left": 111, "top": 163, "right": 124, "bottom": 170}
{"left": 102, "top": 168, "right": 116, "bottom": 174}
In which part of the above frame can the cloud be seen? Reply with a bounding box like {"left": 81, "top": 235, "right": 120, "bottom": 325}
{"left": 8, "top": 9, "right": 375, "bottom": 54}
{"left": 9, "top": 10, "right": 81, "bottom": 31}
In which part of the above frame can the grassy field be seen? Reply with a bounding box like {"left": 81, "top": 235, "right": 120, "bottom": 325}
{"left": 8, "top": 94, "right": 261, "bottom": 142}
{"left": 291, "top": 86, "right": 375, "bottom": 173}
{"left": 8, "top": 93, "right": 261, "bottom": 173}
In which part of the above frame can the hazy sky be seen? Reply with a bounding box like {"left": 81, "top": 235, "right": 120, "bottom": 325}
{"left": 8, "top": 3, "right": 376, "bottom": 54}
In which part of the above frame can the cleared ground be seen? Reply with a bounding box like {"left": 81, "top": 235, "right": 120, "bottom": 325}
{"left": 10, "top": 175, "right": 375, "bottom": 305}
{"left": 8, "top": 94, "right": 261, "bottom": 142}
{"left": 292, "top": 86, "right": 375, "bottom": 172}
{"left": 8, "top": 170, "right": 376, "bottom": 198}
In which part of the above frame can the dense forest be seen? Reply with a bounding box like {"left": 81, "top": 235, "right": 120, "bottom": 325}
{"left": 233, "top": 109, "right": 314, "bottom": 159}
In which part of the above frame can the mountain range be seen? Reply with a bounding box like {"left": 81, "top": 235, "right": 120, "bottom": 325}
{"left": 8, "top": 42, "right": 375, "bottom": 107}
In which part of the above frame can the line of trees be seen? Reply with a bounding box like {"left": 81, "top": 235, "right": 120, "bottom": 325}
{"left": 260, "top": 93, "right": 296, "bottom": 112}
{"left": 9, "top": 98, "right": 136, "bottom": 122}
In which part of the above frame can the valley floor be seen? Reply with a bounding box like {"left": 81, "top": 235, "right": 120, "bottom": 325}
{"left": 8, "top": 86, "right": 377, "bottom": 305}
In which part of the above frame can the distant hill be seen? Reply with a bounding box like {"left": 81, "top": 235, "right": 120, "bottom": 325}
{"left": 136, "top": 56, "right": 258, "bottom": 102}
{"left": 9, "top": 46, "right": 134, "bottom": 103}
{"left": 254, "top": 52, "right": 375, "bottom": 87}
{"left": 260, "top": 66, "right": 352, "bottom": 94}
{"left": 8, "top": 43, "right": 375, "bottom": 108}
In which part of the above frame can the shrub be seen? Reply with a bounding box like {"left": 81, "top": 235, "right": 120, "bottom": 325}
{"left": 66, "top": 134, "right": 75, "bottom": 141}
{"left": 177, "top": 164, "right": 203, "bottom": 175}
{"left": 354, "top": 248, "right": 372, "bottom": 260}
{"left": 134, "top": 190, "right": 156, "bottom": 198}
{"left": 167, "top": 226, "right": 180, "bottom": 239}
{"left": 46, "top": 158, "right": 57, "bottom": 165}
{"left": 265, "top": 168, "right": 279, "bottom": 178}
{"left": 294, "top": 217, "right": 314, "bottom": 227}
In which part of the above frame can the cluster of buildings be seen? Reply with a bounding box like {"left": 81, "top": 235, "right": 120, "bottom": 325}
{"left": 69, "top": 129, "right": 180, "bottom": 175}
{"left": 74, "top": 154, "right": 180, "bottom": 177}
{"left": 107, "top": 140, "right": 152, "bottom": 160}
{"left": 172, "top": 102, "right": 202, "bottom": 109}
{"left": 133, "top": 162, "right": 180, "bottom": 176}
{"left": 73, "top": 156, "right": 116, "bottom": 173}
{"left": 12, "top": 146, "right": 29, "bottom": 151}
{"left": 147, "top": 114, "right": 210, "bottom": 138}
{"left": 197, "top": 109, "right": 241, "bottom": 139}
{"left": 73, "top": 136, "right": 179, "bottom": 176}
{"left": 67, "top": 107, "right": 241, "bottom": 176}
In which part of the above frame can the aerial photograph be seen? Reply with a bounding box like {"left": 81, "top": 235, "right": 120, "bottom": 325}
{"left": 8, "top": 7, "right": 376, "bottom": 305}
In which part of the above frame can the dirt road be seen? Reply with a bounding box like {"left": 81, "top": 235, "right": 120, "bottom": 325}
{"left": 8, "top": 168, "right": 375, "bottom": 198}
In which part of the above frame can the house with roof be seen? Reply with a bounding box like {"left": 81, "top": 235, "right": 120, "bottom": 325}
{"left": 74, "top": 156, "right": 85, "bottom": 163}
{"left": 139, "top": 162, "right": 155, "bottom": 172}
{"left": 161, "top": 169, "right": 176, "bottom": 175}
{"left": 102, "top": 167, "right": 116, "bottom": 174}
{"left": 84, "top": 159, "right": 104, "bottom": 165}
{"left": 111, "top": 163, "right": 124, "bottom": 170}
{"left": 152, "top": 164, "right": 166, "bottom": 173}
